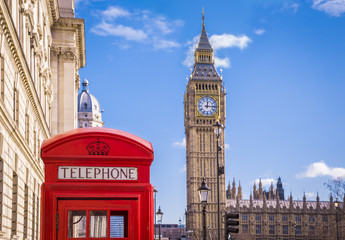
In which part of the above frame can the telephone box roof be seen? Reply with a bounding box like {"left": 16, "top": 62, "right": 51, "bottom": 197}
{"left": 41, "top": 127, "right": 153, "bottom": 159}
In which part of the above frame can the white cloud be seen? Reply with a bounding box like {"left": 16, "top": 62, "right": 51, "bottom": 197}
{"left": 296, "top": 161, "right": 345, "bottom": 179}
{"left": 209, "top": 34, "right": 252, "bottom": 50}
{"left": 214, "top": 57, "right": 231, "bottom": 68}
{"left": 183, "top": 34, "right": 251, "bottom": 69}
{"left": 179, "top": 164, "right": 186, "bottom": 173}
{"left": 254, "top": 178, "right": 276, "bottom": 186}
{"left": 153, "top": 39, "right": 180, "bottom": 50}
{"left": 312, "top": 0, "right": 345, "bottom": 17}
{"left": 305, "top": 192, "right": 315, "bottom": 198}
{"left": 254, "top": 29, "right": 266, "bottom": 35}
{"left": 101, "top": 6, "right": 131, "bottom": 20}
{"left": 91, "top": 22, "right": 147, "bottom": 41}
{"left": 91, "top": 6, "right": 183, "bottom": 50}
{"left": 144, "top": 17, "right": 183, "bottom": 35}
{"left": 291, "top": 3, "right": 299, "bottom": 13}
{"left": 182, "top": 36, "right": 199, "bottom": 67}
{"left": 173, "top": 138, "right": 186, "bottom": 147}
{"left": 279, "top": 2, "right": 300, "bottom": 13}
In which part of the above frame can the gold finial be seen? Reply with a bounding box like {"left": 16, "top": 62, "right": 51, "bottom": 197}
{"left": 202, "top": 7, "right": 205, "bottom": 20}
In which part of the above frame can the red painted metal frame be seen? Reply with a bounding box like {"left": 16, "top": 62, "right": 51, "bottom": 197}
{"left": 40, "top": 128, "right": 154, "bottom": 240}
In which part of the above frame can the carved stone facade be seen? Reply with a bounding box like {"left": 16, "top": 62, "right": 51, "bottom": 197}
{"left": 184, "top": 14, "right": 226, "bottom": 239}
{"left": 227, "top": 194, "right": 345, "bottom": 240}
{"left": 0, "top": 0, "right": 85, "bottom": 239}
{"left": 227, "top": 177, "right": 285, "bottom": 201}
{"left": 227, "top": 178, "right": 345, "bottom": 240}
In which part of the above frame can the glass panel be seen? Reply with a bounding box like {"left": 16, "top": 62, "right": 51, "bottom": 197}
{"left": 90, "top": 211, "right": 107, "bottom": 238}
{"left": 110, "top": 216, "right": 124, "bottom": 238}
{"left": 110, "top": 211, "right": 128, "bottom": 238}
{"left": 68, "top": 211, "right": 86, "bottom": 238}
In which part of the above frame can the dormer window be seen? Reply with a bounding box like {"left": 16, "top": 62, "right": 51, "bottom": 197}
{"left": 84, "top": 103, "right": 87, "bottom": 109}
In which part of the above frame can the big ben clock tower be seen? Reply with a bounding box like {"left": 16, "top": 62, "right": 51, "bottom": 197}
{"left": 184, "top": 11, "right": 226, "bottom": 239}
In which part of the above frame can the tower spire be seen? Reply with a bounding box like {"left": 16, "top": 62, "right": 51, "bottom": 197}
{"left": 196, "top": 8, "right": 212, "bottom": 52}
{"left": 189, "top": 9, "right": 221, "bottom": 81}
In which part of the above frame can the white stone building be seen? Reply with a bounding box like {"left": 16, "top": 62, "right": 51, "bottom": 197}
{"left": 0, "top": 0, "right": 85, "bottom": 239}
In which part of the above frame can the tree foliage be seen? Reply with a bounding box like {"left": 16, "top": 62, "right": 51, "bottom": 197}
{"left": 325, "top": 178, "right": 345, "bottom": 201}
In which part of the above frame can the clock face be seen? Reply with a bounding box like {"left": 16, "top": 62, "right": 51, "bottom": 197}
{"left": 197, "top": 97, "right": 217, "bottom": 116}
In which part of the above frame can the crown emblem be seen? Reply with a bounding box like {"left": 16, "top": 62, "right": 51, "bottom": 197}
{"left": 86, "top": 138, "right": 110, "bottom": 155}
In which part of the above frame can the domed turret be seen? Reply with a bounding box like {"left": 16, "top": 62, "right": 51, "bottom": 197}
{"left": 77, "top": 79, "right": 104, "bottom": 127}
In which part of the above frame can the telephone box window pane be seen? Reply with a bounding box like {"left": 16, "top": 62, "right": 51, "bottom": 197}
{"left": 110, "top": 211, "right": 128, "bottom": 238}
{"left": 89, "top": 211, "right": 107, "bottom": 238}
{"left": 68, "top": 211, "right": 86, "bottom": 238}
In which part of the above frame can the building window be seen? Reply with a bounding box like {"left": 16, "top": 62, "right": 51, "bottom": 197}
{"left": 25, "top": 114, "right": 30, "bottom": 143}
{"left": 309, "top": 215, "right": 315, "bottom": 222}
{"left": 242, "top": 224, "right": 248, "bottom": 234}
{"left": 282, "top": 225, "right": 288, "bottom": 234}
{"left": 323, "top": 226, "right": 328, "bottom": 235}
{"left": 255, "top": 215, "right": 261, "bottom": 221}
{"left": 269, "top": 215, "right": 274, "bottom": 221}
{"left": 13, "top": 88, "right": 19, "bottom": 123}
{"left": 295, "top": 225, "right": 302, "bottom": 235}
{"left": 11, "top": 172, "right": 18, "bottom": 234}
{"left": 322, "top": 215, "right": 328, "bottom": 222}
{"left": 85, "top": 114, "right": 87, "bottom": 117}
{"left": 84, "top": 103, "right": 87, "bottom": 109}
{"left": 242, "top": 214, "right": 248, "bottom": 221}
{"left": 84, "top": 123, "right": 88, "bottom": 127}
{"left": 295, "top": 215, "right": 301, "bottom": 222}
{"left": 255, "top": 225, "right": 261, "bottom": 234}
{"left": 269, "top": 225, "right": 275, "bottom": 234}
{"left": 309, "top": 226, "right": 315, "bottom": 235}
{"left": 282, "top": 215, "right": 288, "bottom": 221}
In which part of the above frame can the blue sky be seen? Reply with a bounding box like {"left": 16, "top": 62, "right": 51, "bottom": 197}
{"left": 75, "top": 0, "right": 345, "bottom": 224}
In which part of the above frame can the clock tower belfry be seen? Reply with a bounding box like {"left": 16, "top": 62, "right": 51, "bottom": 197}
{"left": 184, "top": 12, "right": 226, "bottom": 239}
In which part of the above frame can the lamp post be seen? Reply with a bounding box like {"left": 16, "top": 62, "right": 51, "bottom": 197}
{"left": 334, "top": 199, "right": 345, "bottom": 240}
{"left": 156, "top": 206, "right": 164, "bottom": 240}
{"left": 179, "top": 217, "right": 182, "bottom": 239}
{"left": 154, "top": 187, "right": 158, "bottom": 240}
{"left": 213, "top": 120, "right": 224, "bottom": 240}
{"left": 198, "top": 177, "right": 210, "bottom": 240}
{"left": 335, "top": 200, "right": 340, "bottom": 240}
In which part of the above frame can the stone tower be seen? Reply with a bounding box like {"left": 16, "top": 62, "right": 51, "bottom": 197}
{"left": 184, "top": 11, "right": 226, "bottom": 239}
{"left": 277, "top": 176, "right": 285, "bottom": 200}
{"left": 77, "top": 79, "right": 104, "bottom": 128}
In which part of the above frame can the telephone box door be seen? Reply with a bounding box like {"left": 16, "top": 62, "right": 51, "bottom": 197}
{"left": 57, "top": 199, "right": 139, "bottom": 240}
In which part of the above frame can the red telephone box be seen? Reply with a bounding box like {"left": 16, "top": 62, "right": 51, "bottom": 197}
{"left": 40, "top": 128, "right": 154, "bottom": 240}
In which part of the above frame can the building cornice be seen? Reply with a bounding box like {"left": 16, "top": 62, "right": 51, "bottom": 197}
{"left": 46, "top": 0, "right": 59, "bottom": 26}
{"left": 52, "top": 17, "right": 86, "bottom": 69}
{"left": 0, "top": 2, "right": 51, "bottom": 139}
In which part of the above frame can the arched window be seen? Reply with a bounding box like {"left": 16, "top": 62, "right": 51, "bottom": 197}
{"left": 84, "top": 103, "right": 87, "bottom": 109}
